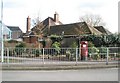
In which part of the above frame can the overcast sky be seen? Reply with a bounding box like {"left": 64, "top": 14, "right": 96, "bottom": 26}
{"left": 0, "top": 0, "right": 119, "bottom": 33}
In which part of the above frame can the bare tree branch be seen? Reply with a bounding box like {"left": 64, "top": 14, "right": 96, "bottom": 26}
{"left": 79, "top": 14, "right": 105, "bottom": 27}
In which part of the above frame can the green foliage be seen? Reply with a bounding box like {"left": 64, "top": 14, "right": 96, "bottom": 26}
{"left": 99, "top": 47, "right": 107, "bottom": 53}
{"left": 81, "top": 34, "right": 120, "bottom": 47}
{"left": 88, "top": 41, "right": 95, "bottom": 47}
{"left": 15, "top": 43, "right": 26, "bottom": 48}
{"left": 81, "top": 35, "right": 103, "bottom": 47}
{"left": 88, "top": 46, "right": 100, "bottom": 60}
{"left": 69, "top": 41, "right": 78, "bottom": 60}
{"left": 50, "top": 35, "right": 61, "bottom": 38}
{"left": 50, "top": 34, "right": 63, "bottom": 55}
{"left": 66, "top": 50, "right": 71, "bottom": 60}
{"left": 50, "top": 35, "right": 63, "bottom": 43}
{"left": 15, "top": 48, "right": 24, "bottom": 55}
{"left": 42, "top": 41, "right": 46, "bottom": 48}
{"left": 70, "top": 41, "right": 78, "bottom": 48}
{"left": 66, "top": 49, "right": 76, "bottom": 61}
{"left": 15, "top": 43, "right": 26, "bottom": 55}
{"left": 102, "top": 34, "right": 117, "bottom": 46}
{"left": 7, "top": 40, "right": 19, "bottom": 43}
{"left": 88, "top": 41, "right": 100, "bottom": 60}
{"left": 52, "top": 42, "right": 61, "bottom": 54}
{"left": 89, "top": 47, "right": 99, "bottom": 54}
{"left": 32, "top": 49, "right": 41, "bottom": 57}
{"left": 112, "top": 33, "right": 120, "bottom": 46}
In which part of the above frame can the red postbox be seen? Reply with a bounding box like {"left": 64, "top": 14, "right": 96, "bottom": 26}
{"left": 80, "top": 41, "right": 88, "bottom": 60}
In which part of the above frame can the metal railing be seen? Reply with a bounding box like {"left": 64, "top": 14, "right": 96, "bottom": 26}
{"left": 0, "top": 47, "right": 119, "bottom": 65}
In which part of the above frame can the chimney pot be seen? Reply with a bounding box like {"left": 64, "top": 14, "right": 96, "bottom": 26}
{"left": 26, "top": 16, "right": 31, "bottom": 32}
{"left": 54, "top": 12, "right": 59, "bottom": 23}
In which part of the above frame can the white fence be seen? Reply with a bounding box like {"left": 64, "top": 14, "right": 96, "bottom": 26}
{"left": 0, "top": 47, "right": 119, "bottom": 65}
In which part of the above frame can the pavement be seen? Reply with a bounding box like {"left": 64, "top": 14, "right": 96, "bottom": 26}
{"left": 2, "top": 68, "right": 118, "bottom": 81}
{"left": 1, "top": 61, "right": 119, "bottom": 70}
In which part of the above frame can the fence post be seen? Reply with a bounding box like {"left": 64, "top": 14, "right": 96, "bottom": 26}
{"left": 7, "top": 48, "right": 9, "bottom": 64}
{"left": 106, "top": 48, "right": 109, "bottom": 65}
{"left": 75, "top": 48, "right": 78, "bottom": 65}
{"left": 114, "top": 53, "right": 116, "bottom": 60}
{"left": 43, "top": 48, "right": 44, "bottom": 64}
{"left": 79, "top": 44, "right": 81, "bottom": 60}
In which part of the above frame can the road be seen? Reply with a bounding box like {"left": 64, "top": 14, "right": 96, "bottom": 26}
{"left": 2, "top": 68, "right": 118, "bottom": 81}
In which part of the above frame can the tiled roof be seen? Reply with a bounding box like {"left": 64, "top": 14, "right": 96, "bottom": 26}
{"left": 22, "top": 31, "right": 37, "bottom": 37}
{"left": 31, "top": 17, "right": 63, "bottom": 35}
{"left": 88, "top": 25, "right": 102, "bottom": 35}
{"left": 94, "top": 26, "right": 112, "bottom": 35}
{"left": 49, "top": 22, "right": 102, "bottom": 36}
{"left": 43, "top": 17, "right": 62, "bottom": 26}
{"left": 7, "top": 26, "right": 22, "bottom": 32}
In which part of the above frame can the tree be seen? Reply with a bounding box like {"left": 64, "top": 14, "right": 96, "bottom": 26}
{"left": 32, "top": 14, "right": 41, "bottom": 26}
{"left": 79, "top": 14, "right": 105, "bottom": 26}
{"left": 31, "top": 15, "right": 44, "bottom": 35}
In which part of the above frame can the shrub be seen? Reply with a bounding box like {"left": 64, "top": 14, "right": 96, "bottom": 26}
{"left": 32, "top": 49, "right": 41, "bottom": 57}
{"left": 52, "top": 42, "right": 61, "bottom": 55}
{"left": 8, "top": 40, "right": 18, "bottom": 43}
{"left": 70, "top": 41, "right": 78, "bottom": 48}
{"left": 15, "top": 43, "right": 26, "bottom": 48}
{"left": 88, "top": 42, "right": 100, "bottom": 60}
{"left": 15, "top": 43, "right": 26, "bottom": 55}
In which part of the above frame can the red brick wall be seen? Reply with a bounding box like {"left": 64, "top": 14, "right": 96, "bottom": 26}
{"left": 23, "top": 36, "right": 48, "bottom": 48}
{"left": 12, "top": 31, "right": 22, "bottom": 39}
{"left": 23, "top": 37, "right": 30, "bottom": 43}
{"left": 23, "top": 36, "right": 38, "bottom": 44}
{"left": 30, "top": 36, "right": 38, "bottom": 43}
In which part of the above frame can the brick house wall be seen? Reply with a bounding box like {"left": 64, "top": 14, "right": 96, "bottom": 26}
{"left": 23, "top": 36, "right": 38, "bottom": 44}
{"left": 23, "top": 37, "right": 30, "bottom": 43}
{"left": 30, "top": 36, "right": 38, "bottom": 43}
{"left": 12, "top": 31, "right": 22, "bottom": 39}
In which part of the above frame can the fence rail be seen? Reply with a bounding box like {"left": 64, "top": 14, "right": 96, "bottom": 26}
{"left": 0, "top": 47, "right": 119, "bottom": 65}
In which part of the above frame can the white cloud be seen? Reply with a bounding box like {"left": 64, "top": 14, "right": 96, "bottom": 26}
{"left": 1, "top": 0, "right": 119, "bottom": 33}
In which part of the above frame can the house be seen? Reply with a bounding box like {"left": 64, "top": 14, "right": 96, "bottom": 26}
{"left": 22, "top": 12, "right": 62, "bottom": 47}
{"left": 94, "top": 26, "right": 112, "bottom": 35}
{"left": 0, "top": 21, "right": 12, "bottom": 40}
{"left": 49, "top": 22, "right": 103, "bottom": 47}
{"left": 7, "top": 26, "right": 23, "bottom": 40}
{"left": 31, "top": 12, "right": 62, "bottom": 35}
{"left": 22, "top": 12, "right": 111, "bottom": 48}
{"left": 0, "top": 21, "right": 23, "bottom": 41}
{"left": 49, "top": 22, "right": 102, "bottom": 36}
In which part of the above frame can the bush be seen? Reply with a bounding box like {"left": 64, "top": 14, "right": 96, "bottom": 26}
{"left": 70, "top": 41, "right": 78, "bottom": 48}
{"left": 88, "top": 42, "right": 100, "bottom": 60}
{"left": 8, "top": 40, "right": 18, "bottom": 43}
{"left": 52, "top": 42, "right": 61, "bottom": 55}
{"left": 15, "top": 43, "right": 26, "bottom": 48}
{"left": 15, "top": 43, "right": 26, "bottom": 55}
{"left": 32, "top": 49, "right": 41, "bottom": 57}
{"left": 88, "top": 41, "right": 94, "bottom": 47}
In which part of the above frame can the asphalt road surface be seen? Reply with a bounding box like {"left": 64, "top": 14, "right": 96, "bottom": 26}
{"left": 2, "top": 68, "right": 118, "bottom": 81}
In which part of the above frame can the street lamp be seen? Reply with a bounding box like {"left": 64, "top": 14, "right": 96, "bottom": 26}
{"left": 1, "top": 0, "right": 4, "bottom": 62}
{"left": 103, "top": 35, "right": 109, "bottom": 65}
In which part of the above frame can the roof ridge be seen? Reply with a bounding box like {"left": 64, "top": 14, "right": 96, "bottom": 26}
{"left": 7, "top": 26, "right": 19, "bottom": 27}
{"left": 88, "top": 25, "right": 102, "bottom": 35}
{"left": 51, "top": 21, "right": 86, "bottom": 27}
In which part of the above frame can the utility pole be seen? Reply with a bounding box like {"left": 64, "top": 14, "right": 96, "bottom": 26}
{"left": 1, "top": 0, "right": 4, "bottom": 62}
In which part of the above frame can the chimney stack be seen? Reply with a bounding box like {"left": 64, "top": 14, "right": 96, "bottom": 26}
{"left": 26, "top": 16, "right": 31, "bottom": 32}
{"left": 54, "top": 12, "right": 59, "bottom": 23}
